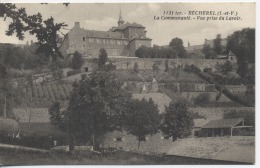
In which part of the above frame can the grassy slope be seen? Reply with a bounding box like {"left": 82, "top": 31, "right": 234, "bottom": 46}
{"left": 0, "top": 147, "right": 248, "bottom": 165}
{"left": 167, "top": 136, "right": 255, "bottom": 163}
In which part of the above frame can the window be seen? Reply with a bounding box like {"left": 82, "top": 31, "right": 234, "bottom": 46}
{"left": 113, "top": 137, "right": 125, "bottom": 142}
{"left": 83, "top": 37, "right": 86, "bottom": 41}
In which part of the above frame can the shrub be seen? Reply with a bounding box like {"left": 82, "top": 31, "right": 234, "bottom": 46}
{"left": 67, "top": 69, "right": 81, "bottom": 77}
{"left": 152, "top": 63, "right": 159, "bottom": 71}
{"left": 163, "top": 83, "right": 178, "bottom": 92}
{"left": 193, "top": 93, "right": 210, "bottom": 107}
{"left": 105, "top": 62, "right": 116, "bottom": 71}
{"left": 133, "top": 62, "right": 139, "bottom": 73}
{"left": 195, "top": 129, "right": 208, "bottom": 137}
{"left": 183, "top": 64, "right": 201, "bottom": 74}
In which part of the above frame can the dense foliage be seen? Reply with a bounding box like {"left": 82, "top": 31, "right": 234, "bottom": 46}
{"left": 65, "top": 71, "right": 131, "bottom": 147}
{"left": 71, "top": 51, "right": 84, "bottom": 70}
{"left": 160, "top": 100, "right": 194, "bottom": 141}
{"left": 193, "top": 93, "right": 210, "bottom": 107}
{"left": 169, "top": 37, "right": 187, "bottom": 58}
{"left": 213, "top": 34, "right": 222, "bottom": 54}
{"left": 226, "top": 28, "right": 255, "bottom": 78}
{"left": 125, "top": 98, "right": 160, "bottom": 149}
{"left": 98, "top": 48, "right": 108, "bottom": 70}
{"left": 0, "top": 3, "right": 67, "bottom": 60}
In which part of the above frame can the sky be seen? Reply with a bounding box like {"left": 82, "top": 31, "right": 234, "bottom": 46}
{"left": 0, "top": 3, "right": 255, "bottom": 47}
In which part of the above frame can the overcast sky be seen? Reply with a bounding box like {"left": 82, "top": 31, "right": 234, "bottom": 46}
{"left": 0, "top": 3, "right": 255, "bottom": 46}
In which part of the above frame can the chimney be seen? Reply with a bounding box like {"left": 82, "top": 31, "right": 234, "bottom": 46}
{"left": 75, "top": 22, "right": 80, "bottom": 28}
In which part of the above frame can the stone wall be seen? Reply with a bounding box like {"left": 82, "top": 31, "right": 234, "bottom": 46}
{"left": 82, "top": 58, "right": 227, "bottom": 72}
{"left": 180, "top": 92, "right": 232, "bottom": 102}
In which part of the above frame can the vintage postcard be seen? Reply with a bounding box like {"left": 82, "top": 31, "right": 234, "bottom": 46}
{"left": 0, "top": 1, "right": 256, "bottom": 166}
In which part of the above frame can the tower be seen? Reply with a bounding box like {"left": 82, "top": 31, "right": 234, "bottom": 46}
{"left": 118, "top": 10, "right": 124, "bottom": 27}
{"left": 188, "top": 41, "right": 190, "bottom": 47}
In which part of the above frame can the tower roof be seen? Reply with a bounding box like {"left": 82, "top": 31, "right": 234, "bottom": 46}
{"left": 118, "top": 10, "right": 124, "bottom": 26}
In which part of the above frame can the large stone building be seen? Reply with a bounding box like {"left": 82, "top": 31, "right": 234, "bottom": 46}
{"left": 59, "top": 11, "right": 152, "bottom": 58}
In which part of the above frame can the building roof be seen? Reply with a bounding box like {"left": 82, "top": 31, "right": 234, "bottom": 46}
{"left": 129, "top": 37, "right": 152, "bottom": 42}
{"left": 85, "top": 30, "right": 126, "bottom": 39}
{"left": 115, "top": 22, "right": 145, "bottom": 30}
{"left": 202, "top": 118, "right": 244, "bottom": 129}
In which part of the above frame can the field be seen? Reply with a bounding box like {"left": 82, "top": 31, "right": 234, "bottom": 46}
{"left": 0, "top": 146, "right": 249, "bottom": 165}
{"left": 16, "top": 82, "right": 73, "bottom": 107}
{"left": 167, "top": 136, "right": 255, "bottom": 163}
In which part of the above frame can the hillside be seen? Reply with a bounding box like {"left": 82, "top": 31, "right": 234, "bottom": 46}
{"left": 16, "top": 82, "right": 72, "bottom": 108}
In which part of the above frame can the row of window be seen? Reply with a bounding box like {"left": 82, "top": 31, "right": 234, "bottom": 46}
{"left": 83, "top": 37, "right": 128, "bottom": 45}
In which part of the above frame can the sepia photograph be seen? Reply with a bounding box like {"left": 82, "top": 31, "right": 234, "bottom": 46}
{"left": 0, "top": 1, "right": 256, "bottom": 166}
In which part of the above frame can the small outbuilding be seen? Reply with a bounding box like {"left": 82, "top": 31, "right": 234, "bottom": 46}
{"left": 201, "top": 118, "right": 251, "bottom": 137}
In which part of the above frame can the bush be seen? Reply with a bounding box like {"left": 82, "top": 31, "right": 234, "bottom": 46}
{"left": 179, "top": 83, "right": 194, "bottom": 92}
{"left": 105, "top": 62, "right": 116, "bottom": 71}
{"left": 232, "top": 128, "right": 255, "bottom": 136}
{"left": 193, "top": 93, "right": 210, "bottom": 107}
{"left": 0, "top": 133, "right": 69, "bottom": 149}
{"left": 163, "top": 83, "right": 178, "bottom": 92}
{"left": 205, "top": 84, "right": 216, "bottom": 91}
{"left": 67, "top": 69, "right": 81, "bottom": 77}
{"left": 183, "top": 64, "right": 201, "bottom": 74}
{"left": 133, "top": 62, "right": 139, "bottom": 73}
{"left": 195, "top": 129, "right": 208, "bottom": 137}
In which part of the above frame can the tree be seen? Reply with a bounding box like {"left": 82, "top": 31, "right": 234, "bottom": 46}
{"left": 160, "top": 100, "right": 194, "bottom": 141}
{"left": 213, "top": 34, "right": 222, "bottom": 54}
{"left": 220, "top": 61, "right": 233, "bottom": 75}
{"left": 125, "top": 98, "right": 160, "bottom": 149}
{"left": 223, "top": 109, "right": 255, "bottom": 127}
{"left": 169, "top": 37, "right": 186, "bottom": 58}
{"left": 152, "top": 63, "right": 159, "bottom": 72}
{"left": 65, "top": 71, "right": 131, "bottom": 148}
{"left": 135, "top": 45, "right": 149, "bottom": 58}
{"left": 133, "top": 62, "right": 139, "bottom": 73}
{"left": 193, "top": 93, "right": 210, "bottom": 107}
{"left": 165, "top": 59, "right": 169, "bottom": 72}
{"left": 49, "top": 101, "right": 63, "bottom": 130}
{"left": 202, "top": 44, "right": 216, "bottom": 59}
{"left": 226, "top": 28, "right": 255, "bottom": 78}
{"left": 98, "top": 48, "right": 108, "bottom": 70}
{"left": 0, "top": 64, "right": 7, "bottom": 78}
{"left": 71, "top": 51, "right": 84, "bottom": 70}
{"left": 0, "top": 4, "right": 68, "bottom": 61}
